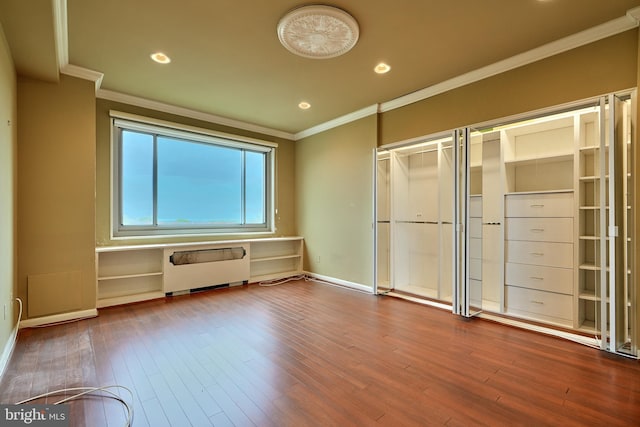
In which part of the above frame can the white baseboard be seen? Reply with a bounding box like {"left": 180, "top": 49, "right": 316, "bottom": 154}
{"left": 0, "top": 323, "right": 18, "bottom": 381}
{"left": 304, "top": 271, "right": 373, "bottom": 294}
{"left": 19, "top": 309, "right": 98, "bottom": 329}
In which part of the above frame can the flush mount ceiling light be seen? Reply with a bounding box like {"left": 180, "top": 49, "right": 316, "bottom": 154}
{"left": 298, "top": 101, "right": 311, "bottom": 110}
{"left": 150, "top": 52, "right": 171, "bottom": 64}
{"left": 277, "top": 5, "right": 359, "bottom": 59}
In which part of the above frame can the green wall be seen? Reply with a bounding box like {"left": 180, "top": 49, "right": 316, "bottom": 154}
{"left": 17, "top": 75, "right": 96, "bottom": 319}
{"left": 0, "top": 22, "right": 17, "bottom": 368}
{"left": 296, "top": 115, "right": 377, "bottom": 288}
{"left": 380, "top": 30, "right": 638, "bottom": 145}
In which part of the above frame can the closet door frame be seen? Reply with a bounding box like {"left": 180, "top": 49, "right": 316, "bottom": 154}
{"left": 373, "top": 91, "right": 637, "bottom": 358}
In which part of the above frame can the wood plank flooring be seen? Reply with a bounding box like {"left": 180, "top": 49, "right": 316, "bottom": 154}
{"left": 1, "top": 280, "right": 640, "bottom": 426}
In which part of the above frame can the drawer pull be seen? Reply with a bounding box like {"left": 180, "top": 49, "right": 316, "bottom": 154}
{"left": 530, "top": 300, "right": 545, "bottom": 305}
{"left": 530, "top": 252, "right": 544, "bottom": 256}
{"left": 530, "top": 204, "right": 545, "bottom": 208}
{"left": 530, "top": 228, "right": 545, "bottom": 233}
{"left": 529, "top": 276, "right": 544, "bottom": 280}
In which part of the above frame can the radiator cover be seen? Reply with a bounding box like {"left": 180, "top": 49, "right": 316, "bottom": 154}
{"left": 163, "top": 244, "right": 250, "bottom": 293}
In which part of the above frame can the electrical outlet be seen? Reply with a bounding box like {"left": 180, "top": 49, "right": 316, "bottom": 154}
{"left": 317, "top": 255, "right": 321, "bottom": 263}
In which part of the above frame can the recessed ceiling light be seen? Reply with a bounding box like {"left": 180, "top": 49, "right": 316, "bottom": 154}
{"left": 150, "top": 52, "right": 171, "bottom": 64}
{"left": 298, "top": 101, "right": 311, "bottom": 110}
{"left": 374, "top": 63, "right": 391, "bottom": 74}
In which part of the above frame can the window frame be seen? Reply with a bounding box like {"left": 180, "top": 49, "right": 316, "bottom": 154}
{"left": 110, "top": 111, "right": 276, "bottom": 238}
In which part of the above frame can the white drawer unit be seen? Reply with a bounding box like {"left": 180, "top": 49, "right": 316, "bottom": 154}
{"left": 505, "top": 263, "right": 573, "bottom": 295}
{"left": 505, "top": 240, "right": 573, "bottom": 269}
{"left": 506, "top": 285, "right": 573, "bottom": 325}
{"left": 505, "top": 192, "right": 573, "bottom": 218}
{"left": 505, "top": 217, "right": 573, "bottom": 243}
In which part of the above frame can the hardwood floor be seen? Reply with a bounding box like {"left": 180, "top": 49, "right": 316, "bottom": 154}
{"left": 1, "top": 280, "right": 639, "bottom": 426}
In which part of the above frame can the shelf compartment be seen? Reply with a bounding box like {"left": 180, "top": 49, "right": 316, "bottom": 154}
{"left": 505, "top": 158, "right": 574, "bottom": 193}
{"left": 249, "top": 238, "right": 303, "bottom": 282}
{"left": 97, "top": 291, "right": 166, "bottom": 309}
{"left": 250, "top": 238, "right": 302, "bottom": 260}
{"left": 97, "top": 275, "right": 163, "bottom": 301}
{"left": 577, "top": 298, "right": 603, "bottom": 333}
{"left": 97, "top": 248, "right": 163, "bottom": 278}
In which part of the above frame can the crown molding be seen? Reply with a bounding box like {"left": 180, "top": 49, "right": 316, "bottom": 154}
{"left": 53, "top": 0, "right": 68, "bottom": 71}
{"left": 294, "top": 104, "right": 379, "bottom": 140}
{"left": 96, "top": 89, "right": 296, "bottom": 141}
{"left": 627, "top": 6, "right": 640, "bottom": 24}
{"left": 379, "top": 10, "right": 640, "bottom": 113}
{"left": 60, "top": 64, "right": 104, "bottom": 91}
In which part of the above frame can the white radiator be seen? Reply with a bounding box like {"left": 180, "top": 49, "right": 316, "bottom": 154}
{"left": 163, "top": 243, "right": 250, "bottom": 293}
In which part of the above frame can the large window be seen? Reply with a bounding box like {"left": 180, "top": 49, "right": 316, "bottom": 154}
{"left": 112, "top": 114, "right": 275, "bottom": 237}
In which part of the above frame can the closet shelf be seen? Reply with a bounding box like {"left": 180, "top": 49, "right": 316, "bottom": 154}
{"left": 579, "top": 206, "right": 609, "bottom": 210}
{"left": 579, "top": 145, "right": 609, "bottom": 151}
{"left": 505, "top": 189, "right": 573, "bottom": 196}
{"left": 504, "top": 153, "right": 573, "bottom": 166}
{"left": 579, "top": 263, "right": 610, "bottom": 271}
{"left": 98, "top": 271, "right": 163, "bottom": 281}
{"left": 579, "top": 175, "right": 609, "bottom": 181}
{"left": 250, "top": 254, "right": 301, "bottom": 263}
{"left": 578, "top": 291, "right": 601, "bottom": 302}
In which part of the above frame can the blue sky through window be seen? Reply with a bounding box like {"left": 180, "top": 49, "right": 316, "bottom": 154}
{"left": 120, "top": 129, "right": 267, "bottom": 229}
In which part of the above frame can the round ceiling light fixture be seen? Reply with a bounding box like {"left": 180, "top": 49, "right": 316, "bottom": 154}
{"left": 277, "top": 5, "right": 359, "bottom": 59}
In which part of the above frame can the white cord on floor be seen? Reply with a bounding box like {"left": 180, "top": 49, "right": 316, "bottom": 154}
{"left": 259, "top": 273, "right": 370, "bottom": 294}
{"left": 258, "top": 274, "right": 306, "bottom": 287}
{"left": 10, "top": 298, "right": 134, "bottom": 426}
{"left": 15, "top": 385, "right": 134, "bottom": 427}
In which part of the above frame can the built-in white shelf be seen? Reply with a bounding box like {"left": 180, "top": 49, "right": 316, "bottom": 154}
{"left": 96, "top": 236, "right": 303, "bottom": 308}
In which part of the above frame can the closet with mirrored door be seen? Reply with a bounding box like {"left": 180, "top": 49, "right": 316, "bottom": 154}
{"left": 374, "top": 91, "right": 638, "bottom": 358}
{"left": 375, "top": 135, "right": 456, "bottom": 302}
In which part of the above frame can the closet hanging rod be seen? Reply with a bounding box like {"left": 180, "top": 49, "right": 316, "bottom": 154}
{"left": 395, "top": 146, "right": 441, "bottom": 156}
